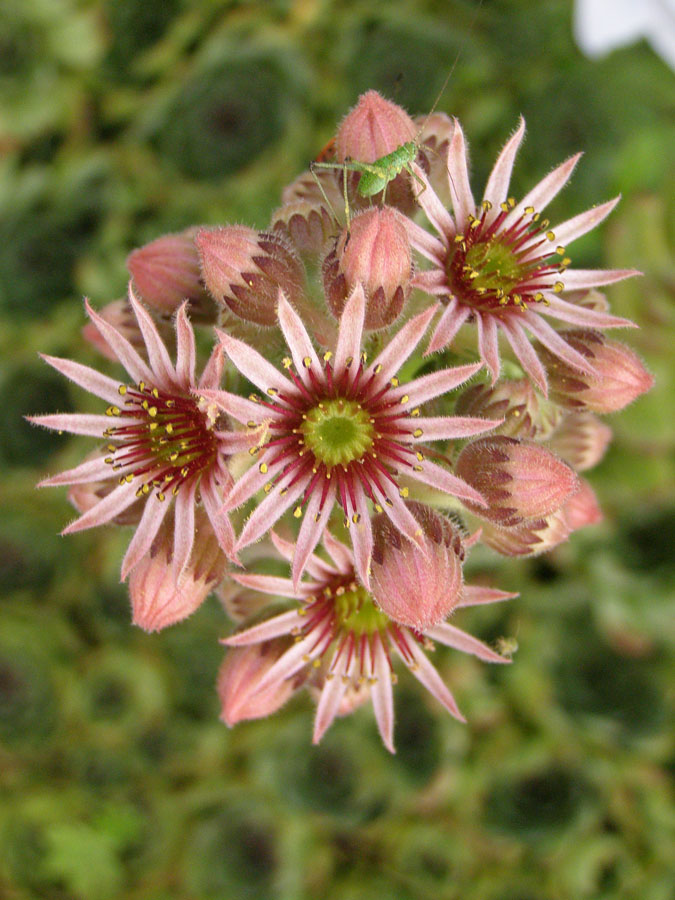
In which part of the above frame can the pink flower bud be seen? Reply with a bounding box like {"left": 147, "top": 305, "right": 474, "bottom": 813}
{"left": 455, "top": 436, "right": 579, "bottom": 527}
{"left": 196, "top": 226, "right": 306, "bottom": 326}
{"left": 323, "top": 208, "right": 413, "bottom": 329}
{"left": 82, "top": 298, "right": 147, "bottom": 362}
{"left": 480, "top": 511, "right": 572, "bottom": 557}
{"left": 218, "top": 642, "right": 298, "bottom": 726}
{"left": 415, "top": 112, "right": 455, "bottom": 206}
{"left": 562, "top": 478, "right": 603, "bottom": 530}
{"left": 549, "top": 412, "right": 613, "bottom": 472}
{"left": 129, "top": 511, "right": 228, "bottom": 632}
{"left": 370, "top": 502, "right": 464, "bottom": 631}
{"left": 538, "top": 330, "right": 653, "bottom": 413}
{"left": 336, "top": 91, "right": 416, "bottom": 165}
{"left": 271, "top": 200, "right": 336, "bottom": 255}
{"left": 454, "top": 379, "right": 541, "bottom": 440}
{"left": 127, "top": 228, "right": 214, "bottom": 319}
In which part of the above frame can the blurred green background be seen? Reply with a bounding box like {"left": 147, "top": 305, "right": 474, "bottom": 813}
{"left": 1, "top": 0, "right": 673, "bottom": 898}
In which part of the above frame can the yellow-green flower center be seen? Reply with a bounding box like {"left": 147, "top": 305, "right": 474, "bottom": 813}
{"left": 300, "top": 398, "right": 374, "bottom": 469}
{"left": 332, "top": 585, "right": 390, "bottom": 636}
{"left": 464, "top": 239, "right": 524, "bottom": 296}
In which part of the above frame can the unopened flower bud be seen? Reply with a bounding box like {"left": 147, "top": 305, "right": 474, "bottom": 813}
{"left": 549, "top": 412, "right": 613, "bottom": 472}
{"left": 538, "top": 330, "right": 653, "bottom": 413}
{"left": 370, "top": 502, "right": 464, "bottom": 631}
{"left": 455, "top": 436, "right": 579, "bottom": 527}
{"left": 82, "top": 298, "right": 146, "bottom": 362}
{"left": 416, "top": 112, "right": 455, "bottom": 207}
{"left": 218, "top": 641, "right": 297, "bottom": 726}
{"left": 480, "top": 512, "right": 571, "bottom": 557}
{"left": 323, "top": 208, "right": 413, "bottom": 329}
{"left": 455, "top": 379, "right": 540, "bottom": 440}
{"left": 271, "top": 199, "right": 336, "bottom": 255}
{"left": 562, "top": 478, "right": 603, "bottom": 530}
{"left": 129, "top": 511, "right": 228, "bottom": 632}
{"left": 127, "top": 228, "right": 214, "bottom": 319}
{"left": 196, "top": 226, "right": 306, "bottom": 326}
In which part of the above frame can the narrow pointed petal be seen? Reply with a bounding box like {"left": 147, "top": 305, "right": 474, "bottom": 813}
{"left": 216, "top": 328, "right": 296, "bottom": 399}
{"left": 225, "top": 458, "right": 280, "bottom": 512}
{"left": 236, "top": 476, "right": 309, "bottom": 552}
{"left": 553, "top": 196, "right": 620, "bottom": 245}
{"left": 39, "top": 354, "right": 122, "bottom": 404}
{"left": 333, "top": 284, "right": 365, "bottom": 380}
{"left": 388, "top": 362, "right": 483, "bottom": 407}
{"left": 556, "top": 268, "right": 641, "bottom": 290}
{"left": 198, "top": 342, "right": 225, "bottom": 390}
{"left": 504, "top": 153, "right": 581, "bottom": 228}
{"left": 499, "top": 318, "right": 549, "bottom": 395}
{"left": 128, "top": 285, "right": 175, "bottom": 386}
{"left": 197, "top": 388, "right": 273, "bottom": 426}
{"left": 371, "top": 636, "right": 395, "bottom": 753}
{"left": 39, "top": 454, "right": 118, "bottom": 487}
{"left": 542, "top": 294, "right": 637, "bottom": 329}
{"left": 322, "top": 530, "right": 355, "bottom": 575}
{"left": 27, "top": 413, "right": 125, "bottom": 438}
{"left": 410, "top": 458, "right": 486, "bottom": 507}
{"left": 375, "top": 489, "right": 426, "bottom": 551}
{"left": 410, "top": 162, "right": 456, "bottom": 242}
{"left": 447, "top": 119, "right": 475, "bottom": 226}
{"left": 222, "top": 609, "right": 304, "bottom": 646}
{"left": 409, "top": 415, "right": 500, "bottom": 441}
{"left": 230, "top": 572, "right": 300, "bottom": 598}
{"left": 292, "top": 483, "right": 336, "bottom": 588}
{"left": 277, "top": 291, "right": 322, "bottom": 388}
{"left": 395, "top": 635, "right": 465, "bottom": 721}
{"left": 270, "top": 530, "right": 336, "bottom": 581}
{"left": 253, "top": 633, "right": 318, "bottom": 695}
{"left": 201, "top": 474, "right": 237, "bottom": 558}
{"left": 426, "top": 622, "right": 510, "bottom": 663}
{"left": 519, "top": 310, "right": 596, "bottom": 373}
{"left": 477, "top": 313, "right": 501, "bottom": 384}
{"left": 175, "top": 302, "right": 197, "bottom": 388}
{"left": 62, "top": 480, "right": 138, "bottom": 533}
{"left": 369, "top": 304, "right": 437, "bottom": 386}
{"left": 313, "top": 666, "right": 349, "bottom": 746}
{"left": 483, "top": 117, "right": 525, "bottom": 212}
{"left": 458, "top": 585, "right": 518, "bottom": 607}
{"left": 172, "top": 480, "right": 196, "bottom": 581}
{"left": 85, "top": 299, "right": 155, "bottom": 386}
{"left": 349, "top": 487, "right": 373, "bottom": 588}
{"left": 425, "top": 302, "right": 471, "bottom": 355}
{"left": 120, "top": 495, "right": 169, "bottom": 580}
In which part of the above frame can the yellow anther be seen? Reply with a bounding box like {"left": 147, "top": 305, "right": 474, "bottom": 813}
{"left": 553, "top": 281, "right": 564, "bottom": 293}
{"left": 399, "top": 487, "right": 409, "bottom": 498}
{"left": 413, "top": 428, "right": 423, "bottom": 438}
{"left": 400, "top": 394, "right": 409, "bottom": 404}
{"left": 106, "top": 406, "right": 120, "bottom": 417}
{"left": 293, "top": 506, "right": 303, "bottom": 518}
{"left": 546, "top": 230, "right": 555, "bottom": 241}
{"left": 118, "top": 385, "right": 127, "bottom": 395}
{"left": 282, "top": 357, "right": 292, "bottom": 369}
{"left": 303, "top": 356, "right": 312, "bottom": 368}
{"left": 259, "top": 462, "right": 268, "bottom": 474}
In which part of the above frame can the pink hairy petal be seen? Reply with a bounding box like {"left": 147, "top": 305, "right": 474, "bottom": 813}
{"left": 128, "top": 285, "right": 175, "bottom": 387}
{"left": 197, "top": 388, "right": 272, "bottom": 425}
{"left": 371, "top": 636, "right": 395, "bottom": 753}
{"left": 373, "top": 488, "right": 426, "bottom": 551}
{"left": 120, "top": 495, "right": 169, "bottom": 580}
{"left": 38, "top": 454, "right": 121, "bottom": 487}
{"left": 27, "top": 413, "right": 127, "bottom": 438}
{"left": 556, "top": 268, "right": 641, "bottom": 290}
{"left": 85, "top": 299, "right": 155, "bottom": 386}
{"left": 277, "top": 291, "right": 322, "bottom": 388}
{"left": 410, "top": 162, "right": 456, "bottom": 243}
{"left": 504, "top": 153, "right": 581, "bottom": 229}
{"left": 458, "top": 585, "right": 518, "bottom": 607}
{"left": 542, "top": 294, "right": 637, "bottom": 329}
{"left": 322, "top": 530, "right": 357, "bottom": 575}
{"left": 39, "top": 354, "right": 122, "bottom": 404}
{"left": 61, "top": 480, "right": 139, "bottom": 533}
{"left": 447, "top": 119, "right": 475, "bottom": 226}
{"left": 216, "top": 328, "right": 295, "bottom": 398}
{"left": 313, "top": 665, "right": 350, "bottom": 746}
{"left": 410, "top": 458, "right": 486, "bottom": 507}
{"left": 483, "top": 116, "right": 525, "bottom": 219}
{"left": 175, "top": 302, "right": 197, "bottom": 389}
{"left": 553, "top": 196, "right": 620, "bottom": 245}
{"left": 425, "top": 301, "right": 471, "bottom": 355}
{"left": 333, "top": 284, "right": 366, "bottom": 382}
{"left": 410, "top": 415, "right": 500, "bottom": 441}
{"left": 388, "top": 362, "right": 483, "bottom": 407}
{"left": 292, "top": 482, "right": 336, "bottom": 588}
{"left": 395, "top": 636, "right": 465, "bottom": 721}
{"left": 350, "top": 488, "right": 374, "bottom": 588}
{"left": 369, "top": 304, "right": 437, "bottom": 386}
{"left": 426, "top": 622, "right": 510, "bottom": 663}
{"left": 499, "top": 318, "right": 549, "bottom": 395}
{"left": 201, "top": 475, "right": 237, "bottom": 558}
{"left": 235, "top": 476, "right": 309, "bottom": 552}
{"left": 222, "top": 609, "right": 304, "bottom": 646}
{"left": 230, "top": 572, "right": 300, "bottom": 598}
{"left": 172, "top": 480, "right": 197, "bottom": 581}
{"left": 269, "top": 530, "right": 336, "bottom": 582}
{"left": 198, "top": 343, "right": 225, "bottom": 390}
{"left": 477, "top": 313, "right": 501, "bottom": 384}
{"left": 224, "top": 458, "right": 281, "bottom": 512}
{"left": 519, "top": 310, "right": 596, "bottom": 374}
{"left": 253, "top": 633, "right": 318, "bottom": 695}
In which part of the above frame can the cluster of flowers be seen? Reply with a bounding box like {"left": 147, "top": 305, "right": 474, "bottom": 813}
{"left": 32, "top": 92, "right": 652, "bottom": 751}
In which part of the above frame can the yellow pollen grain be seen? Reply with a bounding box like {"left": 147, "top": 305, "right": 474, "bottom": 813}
{"left": 546, "top": 230, "right": 555, "bottom": 241}
{"left": 283, "top": 357, "right": 292, "bottom": 369}
{"left": 118, "top": 385, "right": 127, "bottom": 395}
{"left": 259, "top": 462, "right": 268, "bottom": 474}
{"left": 413, "top": 428, "right": 423, "bottom": 438}
{"left": 293, "top": 506, "right": 302, "bottom": 518}
{"left": 399, "top": 487, "right": 409, "bottom": 498}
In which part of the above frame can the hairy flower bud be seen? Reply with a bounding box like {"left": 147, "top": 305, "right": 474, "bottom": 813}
{"left": 454, "top": 379, "right": 541, "bottom": 440}
{"left": 129, "top": 511, "right": 228, "bottom": 632}
{"left": 271, "top": 200, "right": 336, "bottom": 255}
{"left": 415, "top": 112, "right": 455, "bottom": 207}
{"left": 196, "top": 226, "right": 306, "bottom": 326}
{"left": 549, "top": 412, "right": 613, "bottom": 472}
{"left": 455, "top": 436, "right": 579, "bottom": 527}
{"left": 562, "top": 478, "right": 603, "bottom": 530}
{"left": 537, "top": 330, "right": 653, "bottom": 413}
{"left": 218, "top": 641, "right": 298, "bottom": 726}
{"left": 127, "top": 228, "right": 214, "bottom": 319}
{"left": 370, "top": 502, "right": 464, "bottom": 631}
{"left": 323, "top": 208, "right": 413, "bottom": 329}
{"left": 82, "top": 298, "right": 146, "bottom": 362}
